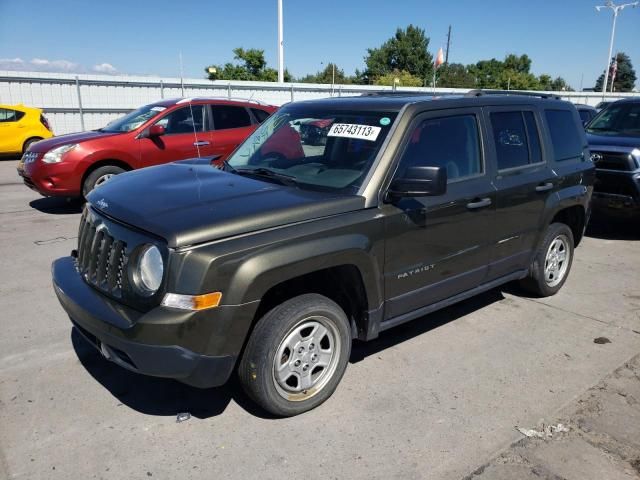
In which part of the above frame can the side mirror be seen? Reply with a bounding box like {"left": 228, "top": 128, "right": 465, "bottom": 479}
{"left": 148, "top": 124, "right": 165, "bottom": 137}
{"left": 387, "top": 166, "right": 447, "bottom": 199}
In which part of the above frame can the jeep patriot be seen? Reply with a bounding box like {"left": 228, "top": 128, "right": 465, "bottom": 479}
{"left": 52, "top": 91, "right": 595, "bottom": 416}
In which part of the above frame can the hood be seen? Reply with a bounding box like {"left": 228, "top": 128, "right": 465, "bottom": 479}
{"left": 587, "top": 132, "right": 640, "bottom": 151}
{"left": 28, "top": 130, "right": 122, "bottom": 152}
{"left": 87, "top": 162, "right": 365, "bottom": 248}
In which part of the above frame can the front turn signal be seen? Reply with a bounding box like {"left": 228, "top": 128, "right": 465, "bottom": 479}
{"left": 161, "top": 292, "right": 222, "bottom": 311}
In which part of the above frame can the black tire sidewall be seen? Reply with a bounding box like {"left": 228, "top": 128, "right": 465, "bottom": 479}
{"left": 239, "top": 294, "right": 351, "bottom": 417}
{"left": 83, "top": 165, "right": 125, "bottom": 197}
{"left": 22, "top": 137, "right": 41, "bottom": 154}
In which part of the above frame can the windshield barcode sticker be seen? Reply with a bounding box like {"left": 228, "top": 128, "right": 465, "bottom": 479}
{"left": 327, "top": 123, "right": 382, "bottom": 142}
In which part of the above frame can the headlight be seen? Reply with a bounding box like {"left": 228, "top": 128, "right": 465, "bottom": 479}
{"left": 42, "top": 144, "right": 78, "bottom": 163}
{"left": 132, "top": 244, "right": 164, "bottom": 295}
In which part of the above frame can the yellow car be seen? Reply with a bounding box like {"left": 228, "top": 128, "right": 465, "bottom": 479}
{"left": 0, "top": 104, "right": 53, "bottom": 155}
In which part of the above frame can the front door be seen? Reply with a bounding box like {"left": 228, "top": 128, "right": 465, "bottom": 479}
{"left": 138, "top": 104, "right": 206, "bottom": 167}
{"left": 383, "top": 108, "right": 497, "bottom": 320}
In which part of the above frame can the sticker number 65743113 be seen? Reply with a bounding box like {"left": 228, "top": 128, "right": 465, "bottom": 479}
{"left": 327, "top": 123, "right": 382, "bottom": 142}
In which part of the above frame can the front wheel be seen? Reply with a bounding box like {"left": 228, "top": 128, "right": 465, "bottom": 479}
{"left": 238, "top": 294, "right": 351, "bottom": 417}
{"left": 520, "top": 222, "right": 574, "bottom": 297}
{"left": 82, "top": 165, "right": 125, "bottom": 197}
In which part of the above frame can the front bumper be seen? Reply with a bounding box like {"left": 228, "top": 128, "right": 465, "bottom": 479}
{"left": 52, "top": 256, "right": 256, "bottom": 388}
{"left": 17, "top": 155, "right": 82, "bottom": 197}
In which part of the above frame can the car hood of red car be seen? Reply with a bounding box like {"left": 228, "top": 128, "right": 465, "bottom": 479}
{"left": 28, "top": 130, "right": 123, "bottom": 153}
{"left": 86, "top": 160, "right": 365, "bottom": 248}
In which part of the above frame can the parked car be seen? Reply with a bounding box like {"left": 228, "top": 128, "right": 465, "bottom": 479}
{"left": 595, "top": 100, "right": 615, "bottom": 112}
{"left": 586, "top": 97, "right": 640, "bottom": 217}
{"left": 0, "top": 104, "right": 53, "bottom": 155}
{"left": 575, "top": 104, "right": 597, "bottom": 127}
{"left": 17, "top": 98, "right": 276, "bottom": 198}
{"left": 52, "top": 91, "right": 593, "bottom": 416}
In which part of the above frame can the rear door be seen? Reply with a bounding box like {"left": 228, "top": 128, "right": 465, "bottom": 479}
{"left": 205, "top": 104, "right": 257, "bottom": 163}
{"left": 138, "top": 104, "right": 205, "bottom": 167}
{"left": 484, "top": 106, "right": 557, "bottom": 280}
{"left": 383, "top": 108, "right": 498, "bottom": 320}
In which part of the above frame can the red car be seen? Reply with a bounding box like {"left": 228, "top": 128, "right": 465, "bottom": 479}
{"left": 17, "top": 98, "right": 276, "bottom": 197}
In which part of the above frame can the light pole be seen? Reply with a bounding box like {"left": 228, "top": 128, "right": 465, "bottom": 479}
{"left": 277, "top": 0, "right": 284, "bottom": 83}
{"left": 321, "top": 62, "right": 336, "bottom": 96}
{"left": 595, "top": 1, "right": 638, "bottom": 95}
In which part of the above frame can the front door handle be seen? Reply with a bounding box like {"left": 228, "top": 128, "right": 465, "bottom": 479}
{"left": 193, "top": 141, "right": 210, "bottom": 146}
{"left": 535, "top": 182, "right": 554, "bottom": 192}
{"left": 466, "top": 197, "right": 492, "bottom": 210}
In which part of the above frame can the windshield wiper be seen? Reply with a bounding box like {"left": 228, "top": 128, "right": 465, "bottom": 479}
{"left": 222, "top": 160, "right": 237, "bottom": 173}
{"left": 234, "top": 167, "right": 299, "bottom": 187}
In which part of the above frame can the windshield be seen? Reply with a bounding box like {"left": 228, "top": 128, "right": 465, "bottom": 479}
{"left": 587, "top": 102, "right": 640, "bottom": 136}
{"left": 101, "top": 104, "right": 167, "bottom": 133}
{"left": 226, "top": 106, "right": 397, "bottom": 193}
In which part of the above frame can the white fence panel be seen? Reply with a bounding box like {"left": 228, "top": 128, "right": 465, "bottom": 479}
{"left": 1, "top": 70, "right": 636, "bottom": 135}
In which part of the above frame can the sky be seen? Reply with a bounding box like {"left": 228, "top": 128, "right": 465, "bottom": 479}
{"left": 1, "top": 0, "right": 639, "bottom": 90}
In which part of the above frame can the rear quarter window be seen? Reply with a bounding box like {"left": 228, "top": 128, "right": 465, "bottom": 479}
{"left": 251, "top": 108, "right": 271, "bottom": 123}
{"left": 544, "top": 109, "right": 584, "bottom": 162}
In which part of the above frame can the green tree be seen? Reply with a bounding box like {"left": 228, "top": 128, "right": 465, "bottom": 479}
{"left": 298, "top": 63, "right": 352, "bottom": 84}
{"left": 594, "top": 52, "right": 636, "bottom": 92}
{"left": 437, "top": 63, "right": 476, "bottom": 88}
{"left": 205, "top": 47, "right": 291, "bottom": 82}
{"left": 374, "top": 70, "right": 423, "bottom": 87}
{"left": 364, "top": 25, "right": 433, "bottom": 84}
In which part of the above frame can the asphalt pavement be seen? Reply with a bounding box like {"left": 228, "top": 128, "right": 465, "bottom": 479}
{"left": 0, "top": 158, "right": 639, "bottom": 480}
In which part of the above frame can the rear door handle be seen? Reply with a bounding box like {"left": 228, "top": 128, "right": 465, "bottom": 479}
{"left": 193, "top": 141, "right": 210, "bottom": 146}
{"left": 466, "top": 197, "right": 492, "bottom": 210}
{"left": 535, "top": 182, "right": 554, "bottom": 192}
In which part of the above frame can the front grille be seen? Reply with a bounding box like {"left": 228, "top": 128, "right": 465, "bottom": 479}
{"left": 76, "top": 208, "right": 128, "bottom": 297}
{"left": 592, "top": 151, "right": 634, "bottom": 171}
{"left": 21, "top": 152, "right": 38, "bottom": 164}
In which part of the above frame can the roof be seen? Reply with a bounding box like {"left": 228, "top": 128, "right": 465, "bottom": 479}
{"left": 148, "top": 97, "right": 275, "bottom": 108}
{"left": 288, "top": 91, "right": 571, "bottom": 113}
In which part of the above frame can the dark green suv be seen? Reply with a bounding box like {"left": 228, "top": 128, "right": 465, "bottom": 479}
{"left": 52, "top": 91, "right": 594, "bottom": 416}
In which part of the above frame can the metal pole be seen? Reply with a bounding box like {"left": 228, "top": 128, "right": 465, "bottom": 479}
{"left": 277, "top": 0, "right": 284, "bottom": 83}
{"left": 160, "top": 79, "right": 164, "bottom": 99}
{"left": 332, "top": 64, "right": 335, "bottom": 96}
{"left": 596, "top": 2, "right": 638, "bottom": 96}
{"left": 179, "top": 52, "right": 185, "bottom": 97}
{"left": 290, "top": 84, "right": 294, "bottom": 102}
{"left": 75, "top": 75, "right": 85, "bottom": 131}
{"left": 602, "top": 10, "right": 617, "bottom": 95}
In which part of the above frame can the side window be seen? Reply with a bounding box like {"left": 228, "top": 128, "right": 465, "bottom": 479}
{"left": 0, "top": 108, "right": 24, "bottom": 123}
{"left": 251, "top": 108, "right": 271, "bottom": 123}
{"left": 213, "top": 106, "right": 251, "bottom": 130}
{"left": 397, "top": 115, "right": 482, "bottom": 181}
{"left": 544, "top": 109, "right": 584, "bottom": 162}
{"left": 490, "top": 111, "right": 542, "bottom": 170}
{"left": 156, "top": 105, "right": 205, "bottom": 134}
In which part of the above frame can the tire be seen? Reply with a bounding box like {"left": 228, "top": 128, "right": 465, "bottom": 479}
{"left": 519, "top": 222, "right": 574, "bottom": 297}
{"left": 82, "top": 165, "right": 125, "bottom": 197}
{"left": 22, "top": 137, "right": 42, "bottom": 154}
{"left": 238, "top": 293, "right": 352, "bottom": 417}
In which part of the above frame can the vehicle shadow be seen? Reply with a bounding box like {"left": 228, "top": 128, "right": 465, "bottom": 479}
{"left": 350, "top": 289, "right": 504, "bottom": 362}
{"left": 72, "top": 289, "right": 506, "bottom": 420}
{"left": 30, "top": 196, "right": 83, "bottom": 215}
{"left": 71, "top": 328, "right": 273, "bottom": 420}
{"left": 585, "top": 213, "right": 640, "bottom": 241}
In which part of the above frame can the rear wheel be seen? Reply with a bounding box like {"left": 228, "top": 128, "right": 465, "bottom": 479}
{"left": 238, "top": 294, "right": 351, "bottom": 417}
{"left": 82, "top": 165, "right": 125, "bottom": 197}
{"left": 520, "top": 222, "right": 574, "bottom": 297}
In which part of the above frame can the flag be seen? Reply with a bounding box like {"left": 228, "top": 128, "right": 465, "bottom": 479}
{"left": 434, "top": 48, "right": 445, "bottom": 69}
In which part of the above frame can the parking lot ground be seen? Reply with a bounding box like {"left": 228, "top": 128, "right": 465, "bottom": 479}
{"left": 0, "top": 158, "right": 639, "bottom": 480}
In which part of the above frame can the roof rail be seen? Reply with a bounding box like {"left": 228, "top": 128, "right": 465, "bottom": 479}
{"left": 464, "top": 89, "right": 562, "bottom": 100}
{"left": 360, "top": 90, "right": 437, "bottom": 97}
{"left": 176, "top": 96, "right": 270, "bottom": 105}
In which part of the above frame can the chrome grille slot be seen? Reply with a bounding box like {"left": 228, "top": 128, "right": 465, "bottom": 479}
{"left": 76, "top": 209, "right": 127, "bottom": 298}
